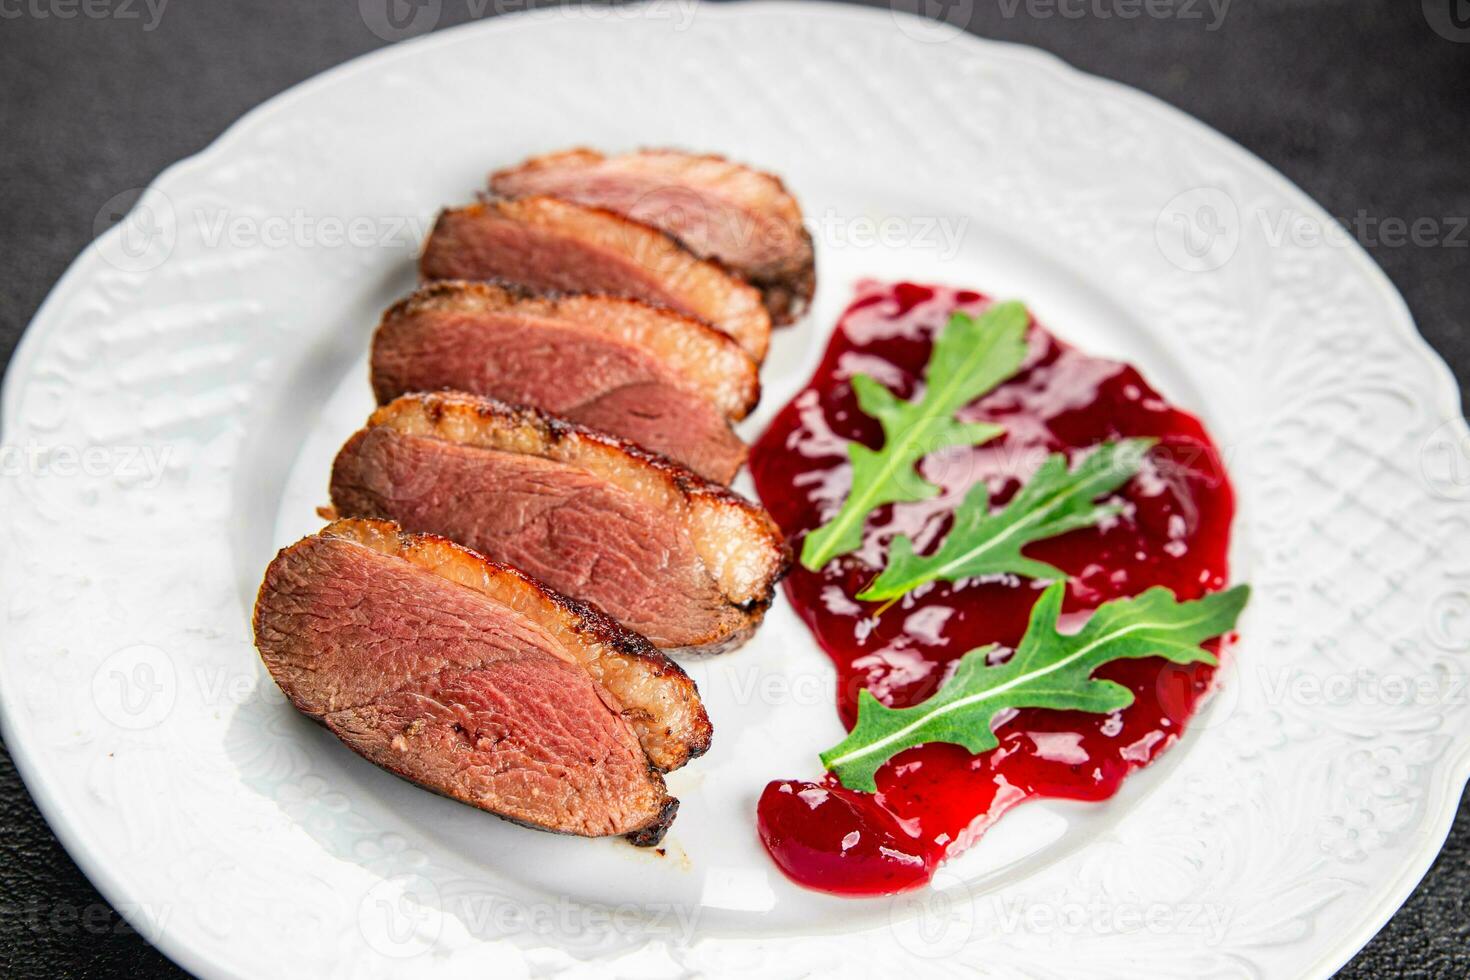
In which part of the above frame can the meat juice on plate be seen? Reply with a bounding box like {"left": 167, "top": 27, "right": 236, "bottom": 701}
{"left": 749, "top": 281, "right": 1237, "bottom": 896}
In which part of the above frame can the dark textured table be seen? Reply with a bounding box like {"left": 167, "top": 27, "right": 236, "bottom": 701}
{"left": 1, "top": 1, "right": 1466, "bottom": 976}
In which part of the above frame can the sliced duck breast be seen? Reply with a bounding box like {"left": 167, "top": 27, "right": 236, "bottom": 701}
{"left": 419, "top": 196, "right": 772, "bottom": 361}
{"left": 329, "top": 392, "right": 790, "bottom": 655}
{"left": 254, "top": 519, "right": 714, "bottom": 843}
{"left": 371, "top": 281, "right": 757, "bottom": 483}
{"left": 491, "top": 148, "right": 815, "bottom": 324}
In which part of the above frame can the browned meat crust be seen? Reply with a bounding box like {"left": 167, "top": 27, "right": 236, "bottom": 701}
{"left": 331, "top": 393, "right": 791, "bottom": 656}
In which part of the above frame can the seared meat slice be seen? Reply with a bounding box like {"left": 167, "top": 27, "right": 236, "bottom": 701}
{"left": 257, "top": 517, "right": 710, "bottom": 772}
{"left": 330, "top": 392, "right": 790, "bottom": 655}
{"left": 371, "top": 281, "right": 757, "bottom": 483}
{"left": 491, "top": 148, "right": 815, "bottom": 324}
{"left": 254, "top": 519, "right": 713, "bottom": 843}
{"left": 419, "top": 196, "right": 772, "bottom": 362}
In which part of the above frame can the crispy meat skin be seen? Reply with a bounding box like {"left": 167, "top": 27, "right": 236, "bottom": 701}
{"left": 253, "top": 519, "right": 713, "bottom": 843}
{"left": 491, "top": 148, "right": 815, "bottom": 324}
{"left": 371, "top": 281, "right": 754, "bottom": 482}
{"left": 330, "top": 392, "right": 790, "bottom": 655}
{"left": 419, "top": 196, "right": 772, "bottom": 361}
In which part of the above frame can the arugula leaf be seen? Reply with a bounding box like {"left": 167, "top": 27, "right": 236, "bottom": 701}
{"left": 857, "top": 439, "right": 1156, "bottom": 603}
{"left": 799, "top": 302, "right": 1030, "bottom": 571}
{"left": 819, "top": 581, "right": 1250, "bottom": 792}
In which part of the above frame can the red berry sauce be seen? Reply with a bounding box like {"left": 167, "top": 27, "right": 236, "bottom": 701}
{"left": 749, "top": 281, "right": 1237, "bottom": 897}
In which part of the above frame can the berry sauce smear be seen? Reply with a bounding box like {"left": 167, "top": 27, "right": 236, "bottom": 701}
{"left": 749, "top": 281, "right": 1236, "bottom": 897}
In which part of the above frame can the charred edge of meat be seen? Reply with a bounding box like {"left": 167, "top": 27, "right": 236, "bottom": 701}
{"left": 375, "top": 278, "right": 761, "bottom": 418}
{"left": 308, "top": 518, "right": 713, "bottom": 767}
{"left": 749, "top": 229, "right": 815, "bottom": 325}
{"left": 672, "top": 620, "right": 760, "bottom": 660}
{"left": 624, "top": 796, "right": 679, "bottom": 847}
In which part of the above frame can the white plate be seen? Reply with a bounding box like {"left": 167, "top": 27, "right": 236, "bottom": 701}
{"left": 3, "top": 4, "right": 1468, "bottom": 977}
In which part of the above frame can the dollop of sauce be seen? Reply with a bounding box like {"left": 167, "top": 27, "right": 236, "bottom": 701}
{"left": 749, "top": 281, "right": 1236, "bottom": 896}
